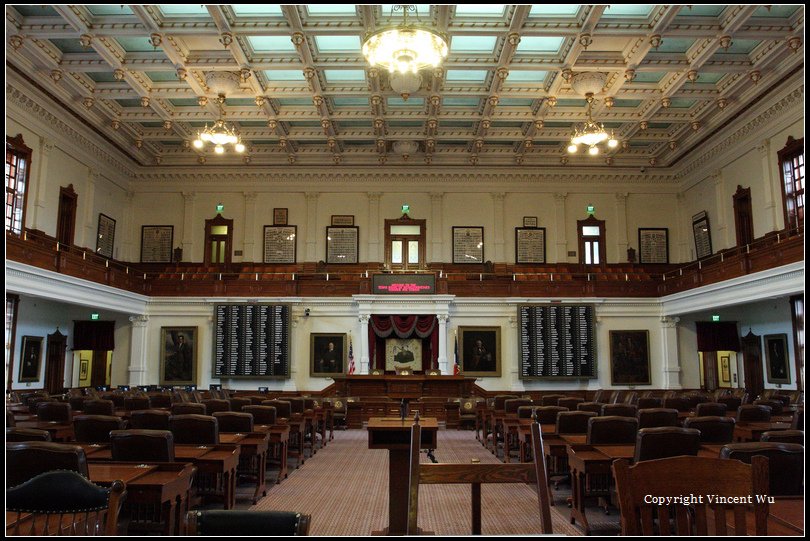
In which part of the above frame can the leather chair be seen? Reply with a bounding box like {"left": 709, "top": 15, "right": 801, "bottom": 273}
{"left": 286, "top": 397, "right": 306, "bottom": 415}
{"left": 586, "top": 416, "right": 638, "bottom": 444}
{"left": 243, "top": 405, "right": 277, "bottom": 426}
{"left": 6, "top": 427, "right": 52, "bottom": 442}
{"left": 201, "top": 399, "right": 231, "bottom": 415}
{"left": 83, "top": 399, "right": 115, "bottom": 416}
{"left": 717, "top": 395, "right": 742, "bottom": 412}
{"left": 600, "top": 404, "right": 637, "bottom": 418}
{"left": 556, "top": 411, "right": 597, "bottom": 434}
{"left": 247, "top": 395, "right": 267, "bottom": 405}
{"left": 720, "top": 442, "right": 804, "bottom": 496}
{"left": 791, "top": 409, "right": 804, "bottom": 430}
{"left": 637, "top": 408, "right": 679, "bottom": 428}
{"left": 576, "top": 402, "right": 603, "bottom": 415}
{"left": 753, "top": 399, "right": 783, "bottom": 415}
{"left": 123, "top": 396, "right": 151, "bottom": 411}
{"left": 329, "top": 398, "right": 348, "bottom": 429}
{"left": 129, "top": 409, "right": 171, "bottom": 430}
{"left": 532, "top": 406, "right": 568, "bottom": 424}
{"left": 607, "top": 390, "right": 622, "bottom": 404}
{"left": 504, "top": 398, "right": 532, "bottom": 415}
{"left": 68, "top": 396, "right": 87, "bottom": 411}
{"left": 101, "top": 393, "right": 126, "bottom": 409}
{"left": 73, "top": 414, "right": 127, "bottom": 443}
{"left": 662, "top": 397, "right": 690, "bottom": 412}
{"left": 492, "top": 395, "right": 519, "bottom": 410}
{"left": 169, "top": 414, "right": 219, "bottom": 444}
{"left": 171, "top": 402, "right": 206, "bottom": 415}
{"left": 148, "top": 394, "right": 173, "bottom": 409}
{"left": 516, "top": 405, "right": 537, "bottom": 419}
{"left": 557, "top": 397, "right": 585, "bottom": 411}
{"left": 760, "top": 429, "right": 804, "bottom": 444}
{"left": 634, "top": 427, "right": 701, "bottom": 462}
{"left": 686, "top": 393, "right": 712, "bottom": 409}
{"left": 6, "top": 441, "right": 89, "bottom": 488}
{"left": 214, "top": 411, "right": 254, "bottom": 432}
{"left": 186, "top": 510, "right": 310, "bottom": 536}
{"left": 27, "top": 396, "right": 57, "bottom": 414}
{"left": 110, "top": 429, "right": 175, "bottom": 462}
{"left": 737, "top": 404, "right": 772, "bottom": 423}
{"left": 695, "top": 402, "right": 728, "bottom": 417}
{"left": 540, "top": 394, "right": 567, "bottom": 407}
{"left": 229, "top": 397, "right": 252, "bottom": 412}
{"left": 591, "top": 390, "right": 610, "bottom": 404}
{"left": 683, "top": 416, "right": 736, "bottom": 443}
{"left": 622, "top": 392, "right": 638, "bottom": 405}
{"left": 456, "top": 397, "right": 479, "bottom": 429}
{"left": 636, "top": 397, "right": 662, "bottom": 409}
{"left": 263, "top": 400, "right": 292, "bottom": 420}
{"left": 36, "top": 401, "right": 71, "bottom": 423}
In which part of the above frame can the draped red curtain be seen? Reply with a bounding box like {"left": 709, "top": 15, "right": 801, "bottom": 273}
{"left": 369, "top": 315, "right": 438, "bottom": 371}
{"left": 696, "top": 321, "right": 740, "bottom": 351}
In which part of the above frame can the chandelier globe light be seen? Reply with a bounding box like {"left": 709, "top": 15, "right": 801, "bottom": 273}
{"left": 362, "top": 5, "right": 448, "bottom": 75}
{"left": 566, "top": 72, "right": 619, "bottom": 156}
{"left": 192, "top": 93, "right": 245, "bottom": 155}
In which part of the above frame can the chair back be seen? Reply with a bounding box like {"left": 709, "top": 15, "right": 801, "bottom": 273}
{"left": 407, "top": 417, "right": 553, "bottom": 535}
{"left": 148, "top": 394, "right": 173, "bottom": 409}
{"left": 686, "top": 393, "right": 712, "bottom": 408}
{"left": 760, "top": 429, "right": 804, "bottom": 444}
{"left": 753, "top": 399, "right": 783, "bottom": 415}
{"left": 607, "top": 390, "right": 622, "bottom": 404}
{"left": 68, "top": 396, "right": 87, "bottom": 411}
{"left": 662, "top": 397, "right": 690, "bottom": 412}
{"left": 504, "top": 398, "right": 532, "bottom": 414}
{"left": 586, "top": 416, "right": 638, "bottom": 444}
{"left": 532, "top": 406, "right": 567, "bottom": 424}
{"left": 229, "top": 397, "right": 252, "bottom": 412}
{"left": 720, "top": 442, "right": 804, "bottom": 496}
{"left": 6, "top": 427, "right": 52, "bottom": 442}
{"left": 110, "top": 429, "right": 175, "bottom": 462}
{"left": 201, "top": 399, "right": 231, "bottom": 415}
{"left": 458, "top": 398, "right": 478, "bottom": 418}
{"left": 243, "top": 405, "right": 277, "bottom": 425}
{"left": 612, "top": 456, "right": 768, "bottom": 535}
{"left": 600, "top": 404, "right": 637, "bottom": 418}
{"left": 286, "top": 397, "right": 306, "bottom": 414}
{"left": 6, "top": 470, "right": 125, "bottom": 536}
{"left": 83, "top": 399, "right": 115, "bottom": 416}
{"left": 73, "top": 414, "right": 127, "bottom": 443}
{"left": 557, "top": 397, "right": 584, "bottom": 410}
{"left": 683, "top": 416, "right": 735, "bottom": 443}
{"left": 575, "top": 402, "right": 603, "bottom": 414}
{"left": 634, "top": 427, "right": 701, "bottom": 462}
{"left": 736, "top": 404, "right": 772, "bottom": 423}
{"left": 695, "top": 402, "right": 727, "bottom": 417}
{"left": 492, "top": 395, "right": 519, "bottom": 410}
{"left": 637, "top": 408, "right": 679, "bottom": 428}
{"left": 591, "top": 390, "right": 609, "bottom": 404}
{"left": 556, "top": 411, "right": 597, "bottom": 434}
{"left": 636, "top": 397, "right": 662, "bottom": 409}
{"left": 27, "top": 397, "right": 57, "bottom": 414}
{"left": 214, "top": 411, "right": 254, "bottom": 432}
{"left": 6, "top": 441, "right": 89, "bottom": 488}
{"left": 791, "top": 409, "right": 804, "bottom": 430}
{"left": 516, "top": 406, "right": 536, "bottom": 419}
{"left": 622, "top": 392, "right": 638, "bottom": 405}
{"left": 330, "top": 398, "right": 348, "bottom": 414}
{"left": 539, "top": 394, "right": 566, "bottom": 407}
{"left": 171, "top": 402, "right": 206, "bottom": 415}
{"left": 101, "top": 394, "right": 126, "bottom": 409}
{"left": 129, "top": 409, "right": 171, "bottom": 430}
{"left": 717, "top": 395, "right": 742, "bottom": 412}
{"left": 186, "top": 510, "right": 310, "bottom": 536}
{"left": 37, "top": 401, "right": 71, "bottom": 423}
{"left": 169, "top": 414, "right": 219, "bottom": 444}
{"left": 123, "top": 397, "right": 151, "bottom": 411}
{"left": 263, "top": 400, "right": 292, "bottom": 419}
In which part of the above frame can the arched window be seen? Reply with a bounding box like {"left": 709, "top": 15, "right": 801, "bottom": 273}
{"left": 777, "top": 136, "right": 804, "bottom": 233}
{"left": 5, "top": 135, "right": 32, "bottom": 235}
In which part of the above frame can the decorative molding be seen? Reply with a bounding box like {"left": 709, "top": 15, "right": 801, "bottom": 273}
{"left": 129, "top": 315, "right": 149, "bottom": 327}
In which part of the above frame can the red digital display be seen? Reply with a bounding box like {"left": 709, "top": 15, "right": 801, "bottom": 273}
{"left": 372, "top": 274, "right": 436, "bottom": 294}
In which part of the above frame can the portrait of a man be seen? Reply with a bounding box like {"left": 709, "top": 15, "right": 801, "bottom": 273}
{"left": 160, "top": 327, "right": 197, "bottom": 385}
{"left": 764, "top": 334, "right": 790, "bottom": 384}
{"left": 311, "top": 333, "right": 346, "bottom": 376}
{"left": 459, "top": 327, "right": 501, "bottom": 377}
{"left": 19, "top": 336, "right": 43, "bottom": 382}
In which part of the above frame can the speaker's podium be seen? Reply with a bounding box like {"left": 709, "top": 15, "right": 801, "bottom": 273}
{"left": 367, "top": 416, "right": 438, "bottom": 535}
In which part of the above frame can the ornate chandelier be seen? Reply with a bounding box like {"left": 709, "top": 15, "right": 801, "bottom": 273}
{"left": 567, "top": 94, "right": 618, "bottom": 156}
{"left": 362, "top": 5, "right": 448, "bottom": 74}
{"left": 192, "top": 94, "right": 246, "bottom": 155}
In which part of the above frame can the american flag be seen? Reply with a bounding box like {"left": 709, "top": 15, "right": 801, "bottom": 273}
{"left": 348, "top": 337, "right": 355, "bottom": 375}
{"left": 453, "top": 334, "right": 460, "bottom": 375}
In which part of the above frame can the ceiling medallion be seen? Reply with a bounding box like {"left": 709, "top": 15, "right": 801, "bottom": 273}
{"left": 362, "top": 5, "right": 448, "bottom": 75}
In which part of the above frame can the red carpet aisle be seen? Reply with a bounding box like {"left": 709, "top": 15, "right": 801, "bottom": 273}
{"left": 251, "top": 429, "right": 582, "bottom": 535}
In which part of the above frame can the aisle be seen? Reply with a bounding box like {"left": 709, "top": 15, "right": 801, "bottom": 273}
{"left": 250, "top": 429, "right": 584, "bottom": 535}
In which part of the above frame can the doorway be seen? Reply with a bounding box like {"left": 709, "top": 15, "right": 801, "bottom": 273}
{"left": 44, "top": 329, "right": 67, "bottom": 395}
{"left": 90, "top": 350, "right": 110, "bottom": 388}
{"left": 384, "top": 215, "right": 426, "bottom": 270}
{"left": 56, "top": 184, "right": 77, "bottom": 247}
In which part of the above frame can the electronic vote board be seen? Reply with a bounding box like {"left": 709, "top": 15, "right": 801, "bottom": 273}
{"left": 518, "top": 304, "right": 597, "bottom": 379}
{"left": 213, "top": 304, "right": 290, "bottom": 379}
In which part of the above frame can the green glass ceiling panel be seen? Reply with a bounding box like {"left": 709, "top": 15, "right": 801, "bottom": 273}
{"left": 140, "top": 121, "right": 163, "bottom": 127}
{"left": 498, "top": 98, "right": 534, "bottom": 107}
{"left": 145, "top": 71, "right": 179, "bottom": 82}
{"left": 542, "top": 121, "right": 573, "bottom": 128}
{"left": 442, "top": 97, "right": 481, "bottom": 107}
{"left": 286, "top": 121, "right": 322, "bottom": 127}
{"left": 455, "top": 5, "right": 506, "bottom": 17}
{"left": 238, "top": 121, "right": 269, "bottom": 127}
{"left": 716, "top": 39, "right": 760, "bottom": 55}
{"left": 535, "top": 140, "right": 561, "bottom": 146}
{"left": 693, "top": 72, "right": 724, "bottom": 84}
{"left": 115, "top": 99, "right": 143, "bottom": 108}
{"left": 655, "top": 38, "right": 696, "bottom": 54}
{"left": 387, "top": 97, "right": 425, "bottom": 106}
{"left": 388, "top": 120, "right": 425, "bottom": 127}
{"left": 332, "top": 97, "right": 369, "bottom": 106}
{"left": 86, "top": 5, "right": 134, "bottom": 16}
{"left": 323, "top": 69, "right": 367, "bottom": 82}
{"left": 556, "top": 99, "right": 585, "bottom": 107}
{"left": 277, "top": 98, "right": 316, "bottom": 106}
{"left": 668, "top": 98, "right": 696, "bottom": 108}
{"left": 159, "top": 140, "right": 182, "bottom": 146}
{"left": 248, "top": 36, "right": 296, "bottom": 53}
{"left": 603, "top": 5, "right": 653, "bottom": 17}
{"left": 753, "top": 5, "right": 800, "bottom": 17}
{"left": 264, "top": 70, "right": 306, "bottom": 81}
{"left": 86, "top": 72, "right": 118, "bottom": 83}
{"left": 515, "top": 36, "right": 564, "bottom": 54}
{"left": 506, "top": 70, "right": 549, "bottom": 82}
{"left": 12, "top": 5, "right": 60, "bottom": 16}
{"left": 232, "top": 4, "right": 283, "bottom": 16}
{"left": 116, "top": 37, "right": 159, "bottom": 53}
{"left": 492, "top": 121, "right": 526, "bottom": 127}
{"left": 158, "top": 5, "right": 211, "bottom": 16}
{"left": 529, "top": 5, "right": 580, "bottom": 16}
{"left": 440, "top": 120, "right": 475, "bottom": 127}
{"left": 343, "top": 140, "right": 374, "bottom": 146}
{"left": 49, "top": 39, "right": 87, "bottom": 54}
{"left": 306, "top": 4, "right": 358, "bottom": 15}
{"left": 632, "top": 72, "right": 666, "bottom": 83}
{"left": 224, "top": 98, "right": 256, "bottom": 107}
{"left": 450, "top": 36, "right": 498, "bottom": 53}
{"left": 647, "top": 123, "right": 671, "bottom": 129}
{"left": 169, "top": 98, "right": 201, "bottom": 107}
{"left": 613, "top": 99, "right": 642, "bottom": 108}
{"left": 445, "top": 70, "right": 489, "bottom": 82}
{"left": 676, "top": 5, "right": 725, "bottom": 17}
{"left": 336, "top": 120, "right": 372, "bottom": 127}
{"left": 313, "top": 35, "right": 362, "bottom": 53}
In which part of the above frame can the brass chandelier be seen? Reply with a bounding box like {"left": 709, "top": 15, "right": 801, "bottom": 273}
{"left": 567, "top": 93, "right": 619, "bottom": 156}
{"left": 192, "top": 94, "right": 246, "bottom": 155}
{"left": 362, "top": 5, "right": 448, "bottom": 74}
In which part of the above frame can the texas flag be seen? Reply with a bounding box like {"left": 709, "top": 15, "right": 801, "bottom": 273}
{"left": 348, "top": 337, "right": 355, "bottom": 375}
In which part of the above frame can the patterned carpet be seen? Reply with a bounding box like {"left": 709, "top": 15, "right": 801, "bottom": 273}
{"left": 249, "top": 429, "right": 619, "bottom": 536}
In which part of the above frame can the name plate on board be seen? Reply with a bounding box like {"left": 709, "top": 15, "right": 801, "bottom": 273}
{"left": 372, "top": 274, "right": 436, "bottom": 294}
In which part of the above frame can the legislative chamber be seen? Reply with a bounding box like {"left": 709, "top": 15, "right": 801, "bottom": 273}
{"left": 5, "top": 4, "right": 804, "bottom": 536}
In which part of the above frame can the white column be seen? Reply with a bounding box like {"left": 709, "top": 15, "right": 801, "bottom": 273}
{"left": 305, "top": 192, "right": 320, "bottom": 261}
{"left": 243, "top": 192, "right": 257, "bottom": 261}
{"left": 181, "top": 192, "right": 196, "bottom": 259}
{"left": 429, "top": 192, "right": 444, "bottom": 262}
{"left": 30, "top": 138, "right": 53, "bottom": 230}
{"left": 614, "top": 192, "right": 629, "bottom": 262}
{"left": 83, "top": 169, "right": 98, "bottom": 248}
{"left": 676, "top": 192, "right": 690, "bottom": 261}
{"left": 121, "top": 191, "right": 135, "bottom": 261}
{"left": 757, "top": 139, "right": 779, "bottom": 230}
{"left": 491, "top": 192, "right": 506, "bottom": 262}
{"left": 712, "top": 170, "right": 729, "bottom": 250}
{"left": 437, "top": 314, "right": 449, "bottom": 374}
{"left": 367, "top": 192, "right": 382, "bottom": 262}
{"left": 660, "top": 316, "right": 682, "bottom": 389}
{"left": 553, "top": 192, "right": 568, "bottom": 262}
{"left": 359, "top": 314, "right": 370, "bottom": 374}
{"left": 128, "top": 315, "right": 149, "bottom": 386}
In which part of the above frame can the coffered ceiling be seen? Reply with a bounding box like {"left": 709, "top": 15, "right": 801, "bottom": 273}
{"left": 5, "top": 5, "right": 805, "bottom": 169}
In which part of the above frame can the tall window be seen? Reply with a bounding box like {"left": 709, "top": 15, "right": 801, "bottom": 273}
{"left": 777, "top": 136, "right": 804, "bottom": 233}
{"left": 6, "top": 294, "right": 19, "bottom": 390}
{"left": 384, "top": 214, "right": 426, "bottom": 270}
{"left": 577, "top": 215, "right": 605, "bottom": 265}
{"left": 205, "top": 214, "right": 233, "bottom": 265}
{"left": 6, "top": 135, "right": 32, "bottom": 235}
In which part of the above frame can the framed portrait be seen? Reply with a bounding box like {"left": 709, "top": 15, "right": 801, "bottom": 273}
{"left": 385, "top": 338, "right": 422, "bottom": 372}
{"left": 638, "top": 228, "right": 669, "bottom": 264}
{"left": 515, "top": 227, "right": 546, "bottom": 264}
{"left": 18, "top": 336, "right": 43, "bottom": 382}
{"left": 141, "top": 225, "right": 174, "bottom": 263}
{"left": 311, "top": 333, "right": 347, "bottom": 377}
{"left": 458, "top": 326, "right": 501, "bottom": 377}
{"left": 523, "top": 216, "right": 538, "bottom": 228}
{"left": 263, "top": 225, "right": 297, "bottom": 263}
{"left": 331, "top": 215, "right": 355, "bottom": 226}
{"left": 160, "top": 327, "right": 197, "bottom": 386}
{"left": 692, "top": 211, "right": 713, "bottom": 260}
{"left": 326, "top": 226, "right": 359, "bottom": 264}
{"left": 764, "top": 334, "right": 790, "bottom": 384}
{"left": 273, "top": 208, "right": 288, "bottom": 225}
{"left": 720, "top": 355, "right": 731, "bottom": 384}
{"left": 96, "top": 213, "right": 116, "bottom": 259}
{"left": 609, "top": 330, "right": 651, "bottom": 385}
{"left": 453, "top": 226, "right": 484, "bottom": 264}
{"left": 79, "top": 359, "right": 89, "bottom": 380}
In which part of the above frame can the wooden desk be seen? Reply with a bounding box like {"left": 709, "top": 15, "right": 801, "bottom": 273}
{"left": 567, "top": 444, "right": 613, "bottom": 535}
{"left": 257, "top": 423, "right": 290, "bottom": 484}
{"left": 221, "top": 431, "right": 270, "bottom": 504}
{"left": 13, "top": 421, "right": 73, "bottom": 441}
{"left": 734, "top": 421, "right": 791, "bottom": 442}
{"left": 367, "top": 417, "right": 438, "bottom": 535}
{"left": 285, "top": 414, "right": 307, "bottom": 467}
{"left": 175, "top": 444, "right": 240, "bottom": 510}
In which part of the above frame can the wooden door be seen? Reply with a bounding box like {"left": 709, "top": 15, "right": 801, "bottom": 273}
{"left": 702, "top": 351, "right": 718, "bottom": 392}
{"left": 56, "top": 184, "right": 77, "bottom": 247}
{"left": 44, "top": 329, "right": 67, "bottom": 395}
{"left": 91, "top": 350, "right": 108, "bottom": 388}
{"left": 733, "top": 185, "right": 754, "bottom": 247}
{"left": 740, "top": 330, "right": 764, "bottom": 400}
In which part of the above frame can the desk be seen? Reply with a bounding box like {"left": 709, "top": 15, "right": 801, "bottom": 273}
{"left": 367, "top": 417, "right": 438, "bottom": 535}
{"left": 734, "top": 422, "right": 791, "bottom": 442}
{"left": 13, "top": 421, "right": 73, "bottom": 441}
{"left": 175, "top": 444, "right": 240, "bottom": 510}
{"left": 257, "top": 423, "right": 290, "bottom": 484}
{"left": 221, "top": 431, "right": 270, "bottom": 504}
